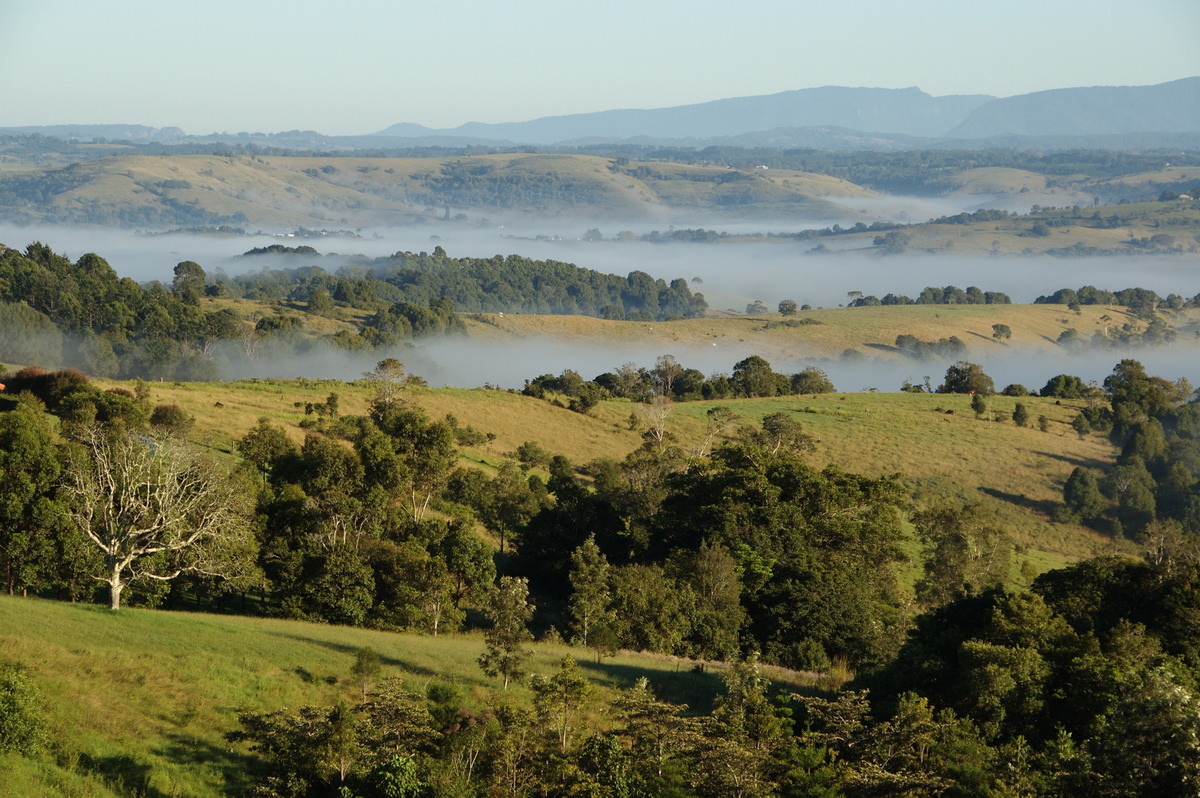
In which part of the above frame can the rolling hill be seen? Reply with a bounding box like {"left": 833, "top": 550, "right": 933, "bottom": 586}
{"left": 0, "top": 152, "right": 869, "bottom": 228}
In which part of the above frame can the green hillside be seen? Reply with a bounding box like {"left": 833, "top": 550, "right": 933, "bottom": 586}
{"left": 0, "top": 596, "right": 770, "bottom": 796}
{"left": 130, "top": 371, "right": 1122, "bottom": 572}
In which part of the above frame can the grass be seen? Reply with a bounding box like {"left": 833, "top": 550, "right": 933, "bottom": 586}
{"left": 2, "top": 151, "right": 873, "bottom": 228}
{"left": 127, "top": 366, "right": 1127, "bottom": 572}
{"left": 463, "top": 301, "right": 1195, "bottom": 366}
{"left": 0, "top": 596, "right": 788, "bottom": 796}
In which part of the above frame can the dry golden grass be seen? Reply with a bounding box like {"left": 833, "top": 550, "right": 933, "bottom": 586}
{"left": 27, "top": 152, "right": 872, "bottom": 227}
{"left": 464, "top": 302, "right": 1187, "bottom": 363}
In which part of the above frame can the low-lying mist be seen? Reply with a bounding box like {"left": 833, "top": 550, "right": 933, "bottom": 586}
{"left": 3, "top": 220, "right": 1199, "bottom": 393}
{"left": 205, "top": 333, "right": 1200, "bottom": 399}
{"left": 6, "top": 215, "right": 1199, "bottom": 309}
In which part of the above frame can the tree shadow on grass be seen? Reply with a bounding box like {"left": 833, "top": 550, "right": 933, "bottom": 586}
{"left": 1033, "top": 449, "right": 1110, "bottom": 471}
{"left": 966, "top": 330, "right": 1001, "bottom": 344}
{"left": 577, "top": 658, "right": 726, "bottom": 714}
{"left": 977, "top": 486, "right": 1059, "bottom": 518}
{"left": 261, "top": 631, "right": 440, "bottom": 679}
{"left": 156, "top": 732, "right": 263, "bottom": 795}
{"left": 75, "top": 752, "right": 175, "bottom": 798}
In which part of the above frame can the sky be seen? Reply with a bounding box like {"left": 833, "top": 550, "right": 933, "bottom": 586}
{"left": 1, "top": 0, "right": 1198, "bottom": 136}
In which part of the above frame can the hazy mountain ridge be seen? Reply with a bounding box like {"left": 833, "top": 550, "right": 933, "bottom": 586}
{"left": 375, "top": 79, "right": 1198, "bottom": 145}
{"left": 947, "top": 77, "right": 1200, "bottom": 137}
{"left": 5, "top": 80, "right": 1195, "bottom": 152}
{"left": 377, "top": 86, "right": 995, "bottom": 142}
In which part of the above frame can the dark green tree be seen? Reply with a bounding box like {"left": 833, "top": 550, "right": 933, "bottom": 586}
{"left": 0, "top": 663, "right": 46, "bottom": 755}
{"left": 939, "top": 361, "right": 994, "bottom": 395}
{"left": 0, "top": 397, "right": 63, "bottom": 596}
{"left": 1061, "top": 467, "right": 1105, "bottom": 524}
{"left": 1012, "top": 402, "right": 1029, "bottom": 427}
{"left": 567, "top": 535, "right": 613, "bottom": 648}
{"left": 479, "top": 576, "right": 534, "bottom": 689}
{"left": 172, "top": 260, "right": 206, "bottom": 305}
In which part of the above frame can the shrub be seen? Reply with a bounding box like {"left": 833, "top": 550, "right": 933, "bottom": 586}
{"left": 0, "top": 663, "right": 45, "bottom": 755}
{"left": 149, "top": 403, "right": 195, "bottom": 435}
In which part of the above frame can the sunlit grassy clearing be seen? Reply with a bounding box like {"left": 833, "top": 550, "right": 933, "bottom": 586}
{"left": 0, "top": 596, "right": 784, "bottom": 796}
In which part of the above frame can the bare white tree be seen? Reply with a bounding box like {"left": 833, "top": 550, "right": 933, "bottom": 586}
{"left": 638, "top": 394, "right": 674, "bottom": 451}
{"left": 363, "top": 358, "right": 407, "bottom": 408}
{"left": 62, "top": 427, "right": 256, "bottom": 609}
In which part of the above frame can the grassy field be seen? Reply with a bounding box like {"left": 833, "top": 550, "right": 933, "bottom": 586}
{"left": 464, "top": 301, "right": 1192, "bottom": 363}
{"left": 0, "top": 596, "right": 795, "bottom": 796}
{"left": 829, "top": 197, "right": 1200, "bottom": 255}
{"left": 130, "top": 362, "right": 1127, "bottom": 573}
{"left": 2, "top": 152, "right": 867, "bottom": 229}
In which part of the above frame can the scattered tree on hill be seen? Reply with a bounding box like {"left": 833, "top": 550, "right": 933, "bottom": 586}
{"left": 567, "top": 536, "right": 613, "bottom": 648}
{"left": 531, "top": 655, "right": 595, "bottom": 755}
{"left": 363, "top": 358, "right": 407, "bottom": 408}
{"left": 1012, "top": 402, "right": 1030, "bottom": 427}
{"left": 350, "top": 647, "right": 381, "bottom": 699}
{"left": 479, "top": 576, "right": 535, "bottom": 689}
{"left": 939, "top": 361, "right": 994, "bottom": 395}
{"left": 971, "top": 392, "right": 989, "bottom": 419}
{"left": 0, "top": 663, "right": 46, "bottom": 755}
{"left": 1072, "top": 413, "right": 1092, "bottom": 439}
{"left": 790, "top": 366, "right": 836, "bottom": 394}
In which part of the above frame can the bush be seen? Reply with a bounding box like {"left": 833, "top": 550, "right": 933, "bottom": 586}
{"left": 149, "top": 403, "right": 195, "bottom": 435}
{"left": 0, "top": 663, "right": 45, "bottom": 755}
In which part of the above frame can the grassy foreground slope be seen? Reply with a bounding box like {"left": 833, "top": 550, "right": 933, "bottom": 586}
{"left": 0, "top": 596, "right": 760, "bottom": 796}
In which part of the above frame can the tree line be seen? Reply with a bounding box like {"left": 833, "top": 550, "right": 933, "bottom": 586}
{"left": 521, "top": 354, "right": 836, "bottom": 412}
{"left": 234, "top": 245, "right": 708, "bottom": 321}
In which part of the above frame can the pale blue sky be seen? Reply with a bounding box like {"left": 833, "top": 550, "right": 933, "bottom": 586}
{"left": 2, "top": 0, "right": 1197, "bottom": 135}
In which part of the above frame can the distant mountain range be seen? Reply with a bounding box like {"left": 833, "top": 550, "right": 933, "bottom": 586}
{"left": 375, "top": 78, "right": 1200, "bottom": 147}
{"left": 377, "top": 86, "right": 995, "bottom": 142}
{"left": 4, "top": 79, "right": 1197, "bottom": 152}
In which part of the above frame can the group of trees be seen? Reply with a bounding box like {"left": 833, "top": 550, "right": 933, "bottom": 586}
{"left": 224, "top": 554, "right": 1200, "bottom": 796}
{"left": 523, "top": 354, "right": 836, "bottom": 412}
{"left": 1033, "top": 284, "right": 1199, "bottom": 314}
{"left": 1058, "top": 359, "right": 1200, "bottom": 543}
{"left": 0, "top": 243, "right": 709, "bottom": 383}
{"left": 850, "top": 284, "right": 1012, "bottom": 307}
{"left": 235, "top": 246, "right": 708, "bottom": 322}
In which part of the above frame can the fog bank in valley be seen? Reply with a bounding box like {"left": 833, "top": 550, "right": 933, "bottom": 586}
{"left": 3, "top": 221, "right": 1198, "bottom": 393}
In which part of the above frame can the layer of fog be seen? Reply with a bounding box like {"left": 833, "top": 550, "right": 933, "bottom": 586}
{"left": 4, "top": 219, "right": 1200, "bottom": 392}
{"left": 210, "top": 334, "right": 1200, "bottom": 401}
